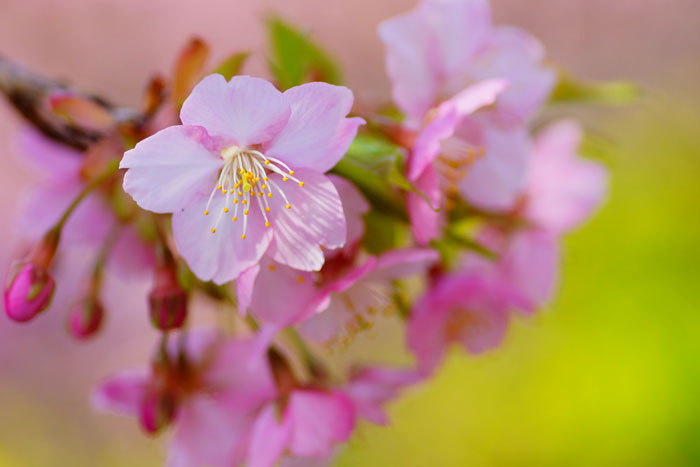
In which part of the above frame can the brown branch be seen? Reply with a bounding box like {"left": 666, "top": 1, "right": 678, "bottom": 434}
{"left": 0, "top": 54, "right": 142, "bottom": 151}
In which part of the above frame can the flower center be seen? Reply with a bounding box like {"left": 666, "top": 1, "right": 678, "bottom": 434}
{"left": 204, "top": 146, "right": 303, "bottom": 239}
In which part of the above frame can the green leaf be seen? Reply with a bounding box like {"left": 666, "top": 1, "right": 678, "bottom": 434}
{"left": 331, "top": 133, "right": 407, "bottom": 219}
{"left": 550, "top": 69, "right": 639, "bottom": 105}
{"left": 265, "top": 15, "right": 341, "bottom": 89}
{"left": 362, "top": 210, "right": 409, "bottom": 254}
{"left": 212, "top": 52, "right": 250, "bottom": 80}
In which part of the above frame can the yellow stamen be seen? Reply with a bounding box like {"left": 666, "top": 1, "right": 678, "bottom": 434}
{"left": 233, "top": 199, "right": 239, "bottom": 204}
{"left": 265, "top": 207, "right": 270, "bottom": 212}
{"left": 285, "top": 204, "right": 291, "bottom": 209}
{"left": 289, "top": 170, "right": 295, "bottom": 175}
{"left": 232, "top": 216, "right": 237, "bottom": 222}
{"left": 265, "top": 221, "right": 270, "bottom": 227}
{"left": 242, "top": 200, "right": 248, "bottom": 205}
{"left": 241, "top": 234, "right": 246, "bottom": 239}
{"left": 296, "top": 276, "right": 304, "bottom": 283}
{"left": 283, "top": 177, "right": 288, "bottom": 182}
{"left": 268, "top": 265, "right": 276, "bottom": 271}
{"left": 204, "top": 210, "right": 209, "bottom": 215}
{"left": 298, "top": 181, "right": 304, "bottom": 187}
{"left": 211, "top": 228, "right": 216, "bottom": 234}
{"left": 244, "top": 210, "right": 249, "bottom": 215}
{"left": 268, "top": 193, "right": 273, "bottom": 198}
{"left": 224, "top": 207, "right": 229, "bottom": 213}
{"left": 217, "top": 185, "right": 222, "bottom": 190}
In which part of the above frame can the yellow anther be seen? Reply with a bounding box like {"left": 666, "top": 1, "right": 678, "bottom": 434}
{"left": 255, "top": 177, "right": 260, "bottom": 182}
{"left": 298, "top": 181, "right": 304, "bottom": 187}
{"left": 289, "top": 170, "right": 295, "bottom": 175}
{"left": 241, "top": 234, "right": 246, "bottom": 240}
{"left": 268, "top": 265, "right": 276, "bottom": 271}
{"left": 262, "top": 184, "right": 267, "bottom": 189}
{"left": 221, "top": 189, "right": 227, "bottom": 194}
{"left": 265, "top": 207, "right": 270, "bottom": 212}
{"left": 217, "top": 185, "right": 223, "bottom": 190}
{"left": 265, "top": 221, "right": 270, "bottom": 227}
{"left": 238, "top": 191, "right": 243, "bottom": 196}
{"left": 211, "top": 228, "right": 216, "bottom": 234}
{"left": 204, "top": 210, "right": 210, "bottom": 215}
{"left": 233, "top": 199, "right": 239, "bottom": 204}
{"left": 296, "top": 276, "right": 304, "bottom": 283}
{"left": 285, "top": 204, "right": 291, "bottom": 209}
{"left": 259, "top": 192, "right": 264, "bottom": 196}
{"left": 283, "top": 177, "right": 288, "bottom": 182}
{"left": 267, "top": 193, "right": 273, "bottom": 198}
{"left": 264, "top": 177, "right": 269, "bottom": 181}
{"left": 264, "top": 160, "right": 270, "bottom": 165}
{"left": 242, "top": 200, "right": 248, "bottom": 205}
{"left": 224, "top": 207, "right": 229, "bottom": 213}
{"left": 244, "top": 210, "right": 249, "bottom": 215}
{"left": 232, "top": 216, "right": 237, "bottom": 222}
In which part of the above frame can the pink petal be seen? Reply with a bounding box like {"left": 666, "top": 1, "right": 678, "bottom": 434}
{"left": 264, "top": 82, "right": 364, "bottom": 173}
{"left": 407, "top": 164, "right": 441, "bottom": 245}
{"left": 407, "top": 79, "right": 507, "bottom": 182}
{"left": 172, "top": 194, "right": 273, "bottom": 284}
{"left": 505, "top": 229, "right": 560, "bottom": 307}
{"left": 327, "top": 175, "right": 369, "bottom": 254}
{"left": 200, "top": 337, "right": 277, "bottom": 411}
{"left": 121, "top": 125, "right": 223, "bottom": 214}
{"left": 287, "top": 390, "right": 356, "bottom": 458}
{"left": 471, "top": 26, "right": 555, "bottom": 125}
{"left": 236, "top": 263, "right": 260, "bottom": 315}
{"left": 244, "top": 258, "right": 317, "bottom": 327}
{"left": 247, "top": 403, "right": 293, "bottom": 467}
{"left": 180, "top": 74, "right": 291, "bottom": 147}
{"left": 459, "top": 124, "right": 530, "bottom": 211}
{"left": 267, "top": 169, "right": 346, "bottom": 271}
{"left": 168, "top": 396, "right": 254, "bottom": 467}
{"left": 297, "top": 298, "right": 348, "bottom": 343}
{"left": 422, "top": 0, "right": 492, "bottom": 83}
{"left": 378, "top": 6, "right": 439, "bottom": 124}
{"left": 525, "top": 120, "right": 608, "bottom": 232}
{"left": 371, "top": 247, "right": 439, "bottom": 280}
{"left": 91, "top": 369, "right": 148, "bottom": 417}
{"left": 346, "top": 366, "right": 421, "bottom": 425}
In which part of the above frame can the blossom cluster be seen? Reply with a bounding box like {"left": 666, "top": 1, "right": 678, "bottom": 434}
{"left": 2, "top": 0, "right": 608, "bottom": 465}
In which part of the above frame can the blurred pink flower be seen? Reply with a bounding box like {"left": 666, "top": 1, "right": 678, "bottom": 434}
{"left": 247, "top": 389, "right": 356, "bottom": 467}
{"left": 463, "top": 120, "right": 608, "bottom": 307}
{"left": 93, "top": 330, "right": 276, "bottom": 466}
{"left": 238, "top": 248, "right": 437, "bottom": 346}
{"left": 408, "top": 273, "right": 531, "bottom": 373}
{"left": 524, "top": 120, "right": 609, "bottom": 233}
{"left": 344, "top": 366, "right": 422, "bottom": 425}
{"left": 121, "top": 75, "right": 364, "bottom": 284}
{"left": 16, "top": 128, "right": 154, "bottom": 278}
{"left": 378, "top": 0, "right": 554, "bottom": 126}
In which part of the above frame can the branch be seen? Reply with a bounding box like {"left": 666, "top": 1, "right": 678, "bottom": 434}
{"left": 0, "top": 54, "right": 142, "bottom": 150}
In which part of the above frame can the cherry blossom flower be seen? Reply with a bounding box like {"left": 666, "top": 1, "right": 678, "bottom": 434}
{"left": 408, "top": 273, "right": 531, "bottom": 374}
{"left": 463, "top": 120, "right": 608, "bottom": 307}
{"left": 93, "top": 330, "right": 276, "bottom": 466}
{"left": 121, "top": 75, "right": 364, "bottom": 284}
{"left": 379, "top": 0, "right": 555, "bottom": 242}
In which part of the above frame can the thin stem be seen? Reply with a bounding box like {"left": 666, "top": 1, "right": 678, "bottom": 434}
{"left": 51, "top": 158, "right": 120, "bottom": 235}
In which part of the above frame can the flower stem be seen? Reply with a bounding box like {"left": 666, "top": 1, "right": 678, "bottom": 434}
{"left": 51, "top": 158, "right": 120, "bottom": 236}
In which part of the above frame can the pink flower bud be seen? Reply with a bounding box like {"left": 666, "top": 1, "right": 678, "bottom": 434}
{"left": 4, "top": 261, "right": 55, "bottom": 322}
{"left": 148, "top": 283, "right": 188, "bottom": 331}
{"left": 139, "top": 388, "right": 177, "bottom": 435}
{"left": 68, "top": 298, "right": 104, "bottom": 339}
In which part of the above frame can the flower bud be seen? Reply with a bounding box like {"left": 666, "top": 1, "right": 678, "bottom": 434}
{"left": 139, "top": 388, "right": 177, "bottom": 435}
{"left": 148, "top": 277, "right": 188, "bottom": 331}
{"left": 4, "top": 261, "right": 55, "bottom": 322}
{"left": 68, "top": 297, "right": 104, "bottom": 339}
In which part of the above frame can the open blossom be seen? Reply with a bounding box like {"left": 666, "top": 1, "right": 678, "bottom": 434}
{"left": 464, "top": 120, "right": 608, "bottom": 307}
{"left": 16, "top": 128, "right": 154, "bottom": 278}
{"left": 408, "top": 273, "right": 531, "bottom": 374}
{"left": 93, "top": 330, "right": 276, "bottom": 466}
{"left": 380, "top": 0, "right": 555, "bottom": 243}
{"left": 121, "top": 74, "right": 364, "bottom": 284}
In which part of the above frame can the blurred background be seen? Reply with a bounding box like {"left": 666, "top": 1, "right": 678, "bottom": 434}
{"left": 0, "top": 0, "right": 699, "bottom": 465}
